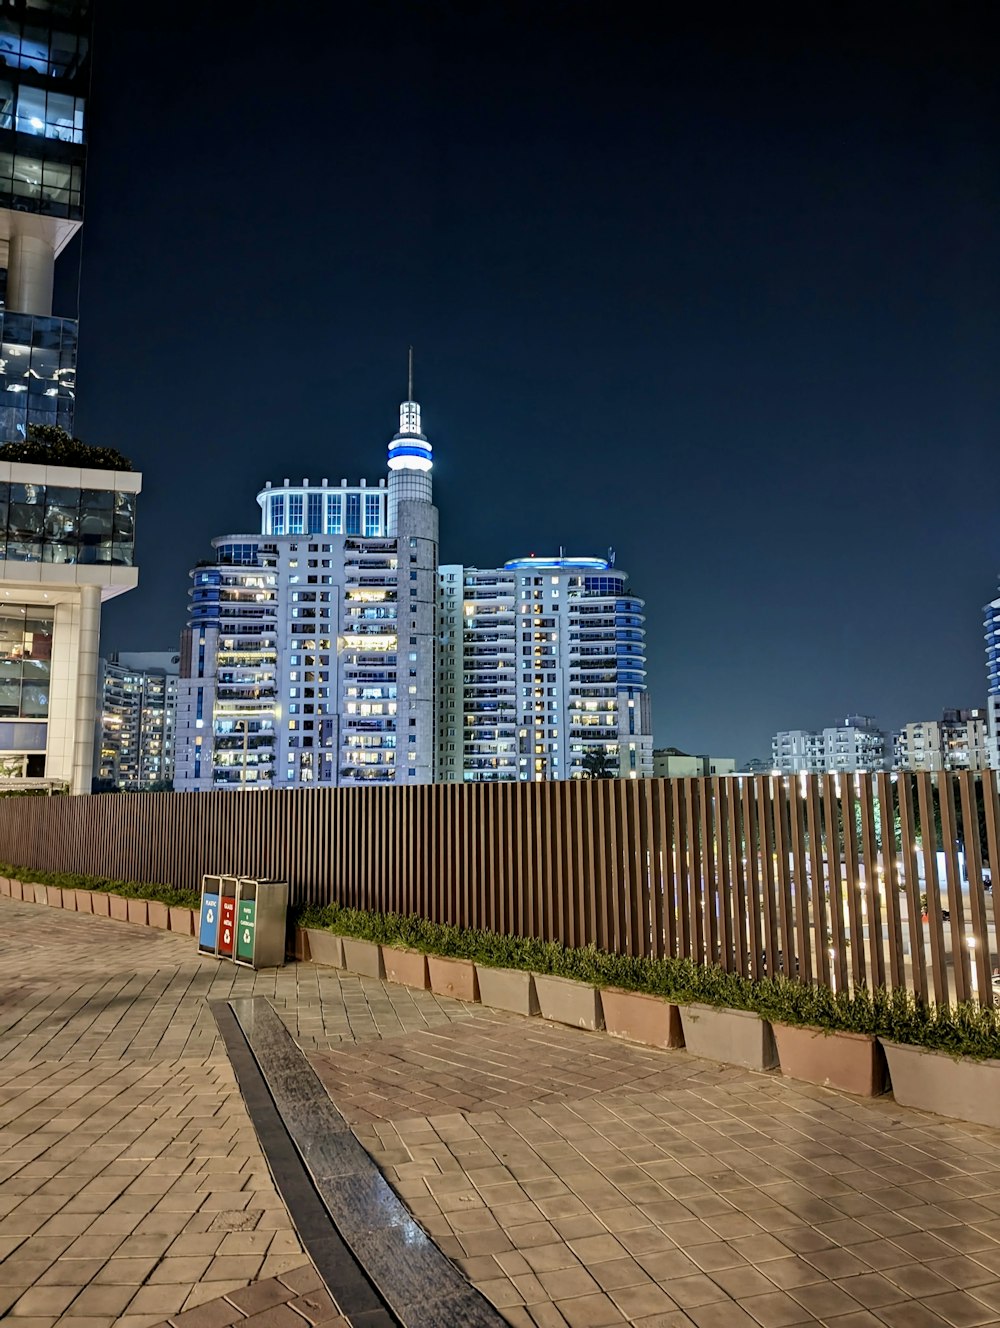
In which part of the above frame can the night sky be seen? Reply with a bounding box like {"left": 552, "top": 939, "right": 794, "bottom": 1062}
{"left": 69, "top": 1, "right": 998, "bottom": 763}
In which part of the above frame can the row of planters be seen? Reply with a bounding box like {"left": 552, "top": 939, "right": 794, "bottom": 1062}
{"left": 0, "top": 864, "right": 200, "bottom": 934}
{"left": 295, "top": 902, "right": 1000, "bottom": 1132}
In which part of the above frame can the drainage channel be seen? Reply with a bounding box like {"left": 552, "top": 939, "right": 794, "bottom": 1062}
{"left": 213, "top": 998, "right": 506, "bottom": 1328}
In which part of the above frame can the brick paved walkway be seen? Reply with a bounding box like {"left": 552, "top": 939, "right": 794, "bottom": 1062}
{"left": 8, "top": 892, "right": 1000, "bottom": 1328}
{"left": 309, "top": 1007, "right": 1000, "bottom": 1326}
{"left": 0, "top": 894, "right": 478, "bottom": 1326}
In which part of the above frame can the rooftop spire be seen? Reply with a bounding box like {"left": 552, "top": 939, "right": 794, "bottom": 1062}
{"left": 388, "top": 350, "right": 431, "bottom": 472}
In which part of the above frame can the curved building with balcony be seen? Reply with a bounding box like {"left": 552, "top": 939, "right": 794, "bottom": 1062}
{"left": 436, "top": 555, "right": 653, "bottom": 783}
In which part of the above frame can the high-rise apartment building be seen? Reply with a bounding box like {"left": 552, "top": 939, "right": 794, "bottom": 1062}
{"left": 893, "top": 708, "right": 989, "bottom": 773}
{"left": 772, "top": 715, "right": 886, "bottom": 774}
{"left": 436, "top": 557, "right": 652, "bottom": 783}
{"left": 174, "top": 378, "right": 438, "bottom": 789}
{"left": 985, "top": 587, "right": 1000, "bottom": 768}
{"left": 96, "top": 651, "right": 179, "bottom": 790}
{"left": 0, "top": 3, "right": 141, "bottom": 793}
{"left": 175, "top": 375, "right": 653, "bottom": 789}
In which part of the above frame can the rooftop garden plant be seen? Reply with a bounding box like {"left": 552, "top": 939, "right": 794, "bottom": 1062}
{"left": 0, "top": 424, "right": 133, "bottom": 472}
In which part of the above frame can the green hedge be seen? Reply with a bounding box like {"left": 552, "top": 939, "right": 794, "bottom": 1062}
{"left": 296, "top": 902, "right": 1000, "bottom": 1060}
{"left": 1, "top": 862, "right": 199, "bottom": 911}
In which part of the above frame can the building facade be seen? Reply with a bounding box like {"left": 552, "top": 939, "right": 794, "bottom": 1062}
{"left": 436, "top": 556, "right": 653, "bottom": 783}
{"left": 651, "top": 749, "right": 736, "bottom": 778}
{"left": 893, "top": 708, "right": 989, "bottom": 773}
{"left": 772, "top": 715, "right": 886, "bottom": 775}
{"left": 174, "top": 386, "right": 438, "bottom": 789}
{"left": 175, "top": 376, "right": 654, "bottom": 789}
{"left": 985, "top": 588, "right": 1000, "bottom": 768}
{"left": 96, "top": 651, "right": 179, "bottom": 790}
{"left": 0, "top": 4, "right": 141, "bottom": 794}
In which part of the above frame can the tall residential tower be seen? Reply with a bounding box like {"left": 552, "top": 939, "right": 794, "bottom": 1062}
{"left": 436, "top": 556, "right": 653, "bottom": 782}
{"left": 174, "top": 372, "right": 438, "bottom": 789}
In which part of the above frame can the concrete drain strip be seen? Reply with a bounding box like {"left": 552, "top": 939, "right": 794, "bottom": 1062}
{"left": 218, "top": 997, "right": 505, "bottom": 1328}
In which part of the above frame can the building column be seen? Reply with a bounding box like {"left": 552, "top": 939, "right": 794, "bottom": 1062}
{"left": 72, "top": 584, "right": 100, "bottom": 795}
{"left": 7, "top": 233, "right": 55, "bottom": 317}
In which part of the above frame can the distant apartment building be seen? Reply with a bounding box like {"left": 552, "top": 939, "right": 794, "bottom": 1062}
{"left": 652, "top": 748, "right": 735, "bottom": 778}
{"left": 893, "top": 708, "right": 989, "bottom": 773}
{"left": 96, "top": 652, "right": 179, "bottom": 790}
{"left": 985, "top": 587, "right": 1000, "bottom": 767}
{"left": 437, "top": 557, "right": 653, "bottom": 783}
{"left": 772, "top": 715, "right": 886, "bottom": 774}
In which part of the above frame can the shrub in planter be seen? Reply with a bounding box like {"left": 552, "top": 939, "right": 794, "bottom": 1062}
{"left": 147, "top": 900, "right": 170, "bottom": 929}
{"left": 756, "top": 980, "right": 887, "bottom": 1096}
{"left": 384, "top": 945, "right": 429, "bottom": 989}
{"left": 476, "top": 965, "right": 539, "bottom": 1016}
{"left": 881, "top": 1042, "right": 1000, "bottom": 1128}
{"left": 342, "top": 936, "right": 385, "bottom": 979}
{"left": 169, "top": 906, "right": 194, "bottom": 936}
{"left": 126, "top": 897, "right": 148, "bottom": 925}
{"left": 306, "top": 929, "right": 345, "bottom": 969}
{"left": 679, "top": 1003, "right": 778, "bottom": 1070}
{"left": 876, "top": 990, "right": 1000, "bottom": 1127}
{"left": 601, "top": 988, "right": 683, "bottom": 1049}
{"left": 427, "top": 954, "right": 478, "bottom": 1001}
{"left": 534, "top": 973, "right": 603, "bottom": 1030}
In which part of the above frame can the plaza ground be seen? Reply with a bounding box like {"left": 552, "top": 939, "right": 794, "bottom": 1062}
{"left": 4, "top": 895, "right": 1000, "bottom": 1327}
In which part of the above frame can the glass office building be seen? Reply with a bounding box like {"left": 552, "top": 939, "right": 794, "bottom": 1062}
{"left": 0, "top": 4, "right": 143, "bottom": 793}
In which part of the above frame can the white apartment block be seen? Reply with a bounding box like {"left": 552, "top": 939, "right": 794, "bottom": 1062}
{"left": 652, "top": 749, "right": 736, "bottom": 778}
{"left": 985, "top": 589, "right": 1000, "bottom": 768}
{"left": 893, "top": 708, "right": 989, "bottom": 773}
{"left": 174, "top": 380, "right": 437, "bottom": 789}
{"left": 772, "top": 715, "right": 886, "bottom": 775}
{"left": 436, "top": 557, "right": 653, "bottom": 783}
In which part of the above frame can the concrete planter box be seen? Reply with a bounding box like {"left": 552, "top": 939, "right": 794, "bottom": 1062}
{"left": 45, "top": 885, "right": 63, "bottom": 908}
{"left": 476, "top": 964, "right": 539, "bottom": 1016}
{"left": 0, "top": 876, "right": 9, "bottom": 896}
{"left": 91, "top": 892, "right": 110, "bottom": 917}
{"left": 147, "top": 901, "right": 170, "bottom": 929}
{"left": 342, "top": 936, "right": 384, "bottom": 978}
{"left": 169, "top": 907, "right": 194, "bottom": 935}
{"left": 9, "top": 878, "right": 22, "bottom": 900}
{"left": 383, "top": 946, "right": 429, "bottom": 989}
{"left": 679, "top": 1004, "right": 778, "bottom": 1071}
{"left": 773, "top": 1024, "right": 887, "bottom": 1096}
{"left": 75, "top": 889, "right": 93, "bottom": 914}
{"left": 307, "top": 929, "right": 345, "bottom": 969}
{"left": 601, "top": 988, "right": 684, "bottom": 1049}
{"left": 534, "top": 973, "right": 604, "bottom": 1030}
{"left": 60, "top": 887, "right": 76, "bottom": 910}
{"left": 109, "top": 894, "right": 129, "bottom": 921}
{"left": 126, "top": 898, "right": 148, "bottom": 925}
{"left": 881, "top": 1040, "right": 1000, "bottom": 1129}
{"left": 428, "top": 954, "right": 479, "bottom": 1002}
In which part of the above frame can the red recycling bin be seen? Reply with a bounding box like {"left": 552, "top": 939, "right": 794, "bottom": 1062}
{"left": 218, "top": 896, "right": 237, "bottom": 956}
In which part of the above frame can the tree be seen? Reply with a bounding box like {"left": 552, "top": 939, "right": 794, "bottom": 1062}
{"left": 0, "top": 424, "right": 132, "bottom": 472}
{"left": 581, "top": 748, "right": 616, "bottom": 780}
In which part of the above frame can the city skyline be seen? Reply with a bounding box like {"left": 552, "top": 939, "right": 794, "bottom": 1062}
{"left": 69, "top": 2, "right": 997, "bottom": 761}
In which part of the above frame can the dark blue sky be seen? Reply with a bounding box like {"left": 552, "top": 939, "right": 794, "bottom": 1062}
{"left": 71, "top": 1, "right": 998, "bottom": 762}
